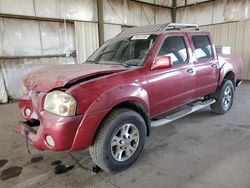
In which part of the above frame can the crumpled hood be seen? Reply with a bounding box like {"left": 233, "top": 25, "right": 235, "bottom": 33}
{"left": 24, "top": 63, "right": 125, "bottom": 92}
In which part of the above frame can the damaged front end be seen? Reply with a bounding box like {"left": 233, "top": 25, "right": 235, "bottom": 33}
{"left": 17, "top": 63, "right": 127, "bottom": 152}
{"left": 17, "top": 92, "right": 84, "bottom": 151}
{"left": 17, "top": 90, "right": 84, "bottom": 151}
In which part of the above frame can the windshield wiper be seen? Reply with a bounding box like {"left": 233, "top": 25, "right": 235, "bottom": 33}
{"left": 85, "top": 60, "right": 97, "bottom": 64}
{"left": 109, "top": 60, "right": 130, "bottom": 68}
{"left": 120, "top": 63, "right": 129, "bottom": 68}
{"left": 94, "top": 60, "right": 128, "bottom": 68}
{"left": 86, "top": 59, "right": 130, "bottom": 68}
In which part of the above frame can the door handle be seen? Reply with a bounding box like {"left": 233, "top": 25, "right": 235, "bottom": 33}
{"left": 211, "top": 64, "right": 218, "bottom": 68}
{"left": 187, "top": 68, "right": 194, "bottom": 73}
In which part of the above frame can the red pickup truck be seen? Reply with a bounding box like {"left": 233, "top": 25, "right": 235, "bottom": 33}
{"left": 17, "top": 23, "right": 242, "bottom": 173}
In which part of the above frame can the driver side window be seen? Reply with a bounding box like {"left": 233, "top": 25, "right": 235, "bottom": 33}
{"left": 158, "top": 36, "right": 188, "bottom": 65}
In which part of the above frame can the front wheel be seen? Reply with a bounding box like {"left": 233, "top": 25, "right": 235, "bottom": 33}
{"left": 210, "top": 79, "right": 234, "bottom": 114}
{"left": 89, "top": 108, "right": 146, "bottom": 173}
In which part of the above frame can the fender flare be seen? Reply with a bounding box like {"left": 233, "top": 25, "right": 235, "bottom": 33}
{"left": 69, "top": 85, "right": 150, "bottom": 151}
{"left": 86, "top": 85, "right": 150, "bottom": 114}
{"left": 219, "top": 62, "right": 234, "bottom": 86}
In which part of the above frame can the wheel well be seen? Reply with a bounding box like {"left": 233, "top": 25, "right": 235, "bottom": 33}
{"left": 224, "top": 71, "right": 235, "bottom": 86}
{"left": 110, "top": 101, "right": 151, "bottom": 136}
{"left": 91, "top": 101, "right": 151, "bottom": 145}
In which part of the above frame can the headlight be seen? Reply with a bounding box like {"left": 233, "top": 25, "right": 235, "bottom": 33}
{"left": 44, "top": 91, "right": 77, "bottom": 116}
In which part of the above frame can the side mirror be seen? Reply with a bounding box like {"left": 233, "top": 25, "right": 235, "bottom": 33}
{"left": 151, "top": 56, "right": 173, "bottom": 70}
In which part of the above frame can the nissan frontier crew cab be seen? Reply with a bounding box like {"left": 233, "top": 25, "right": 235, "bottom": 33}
{"left": 17, "top": 23, "right": 243, "bottom": 173}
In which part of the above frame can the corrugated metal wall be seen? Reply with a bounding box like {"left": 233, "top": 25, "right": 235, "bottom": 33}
{"left": 0, "top": 0, "right": 98, "bottom": 21}
{"left": 104, "top": 24, "right": 121, "bottom": 41}
{"left": 103, "top": 0, "right": 172, "bottom": 26}
{"left": 0, "top": 0, "right": 173, "bottom": 102}
{"left": 201, "top": 21, "right": 250, "bottom": 80}
{"left": 177, "top": 0, "right": 250, "bottom": 80}
{"left": 176, "top": 0, "right": 250, "bottom": 25}
{"left": 0, "top": 71, "right": 7, "bottom": 103}
{"left": 0, "top": 57, "right": 76, "bottom": 99}
{"left": 134, "top": 0, "right": 172, "bottom": 7}
{"left": 0, "top": 18, "right": 76, "bottom": 57}
{"left": 75, "top": 22, "right": 99, "bottom": 64}
{"left": 0, "top": 0, "right": 99, "bottom": 102}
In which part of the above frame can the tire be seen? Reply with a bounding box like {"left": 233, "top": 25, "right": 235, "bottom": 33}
{"left": 210, "top": 79, "right": 234, "bottom": 114}
{"left": 89, "top": 108, "right": 146, "bottom": 173}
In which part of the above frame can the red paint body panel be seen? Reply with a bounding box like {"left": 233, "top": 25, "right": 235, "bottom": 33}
{"left": 17, "top": 29, "right": 243, "bottom": 152}
{"left": 70, "top": 110, "right": 110, "bottom": 150}
{"left": 23, "top": 64, "right": 125, "bottom": 92}
{"left": 218, "top": 54, "right": 243, "bottom": 85}
{"left": 17, "top": 100, "right": 84, "bottom": 151}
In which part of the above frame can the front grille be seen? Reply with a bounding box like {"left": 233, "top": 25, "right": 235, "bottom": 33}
{"left": 25, "top": 119, "right": 40, "bottom": 127}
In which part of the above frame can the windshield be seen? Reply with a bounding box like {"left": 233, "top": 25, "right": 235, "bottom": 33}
{"left": 87, "top": 34, "right": 158, "bottom": 67}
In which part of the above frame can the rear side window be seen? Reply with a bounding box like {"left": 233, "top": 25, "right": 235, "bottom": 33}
{"left": 158, "top": 36, "right": 188, "bottom": 65}
{"left": 192, "top": 35, "right": 213, "bottom": 60}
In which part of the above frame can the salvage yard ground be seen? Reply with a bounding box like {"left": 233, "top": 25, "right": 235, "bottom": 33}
{"left": 0, "top": 82, "right": 250, "bottom": 188}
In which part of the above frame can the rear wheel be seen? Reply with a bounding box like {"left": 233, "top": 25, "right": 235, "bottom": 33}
{"left": 210, "top": 79, "right": 234, "bottom": 114}
{"left": 89, "top": 108, "right": 146, "bottom": 173}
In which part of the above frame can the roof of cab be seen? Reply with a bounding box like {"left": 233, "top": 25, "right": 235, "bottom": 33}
{"left": 119, "top": 23, "right": 201, "bottom": 36}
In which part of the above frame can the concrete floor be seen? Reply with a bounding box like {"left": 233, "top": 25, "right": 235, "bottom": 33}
{"left": 0, "top": 82, "right": 250, "bottom": 188}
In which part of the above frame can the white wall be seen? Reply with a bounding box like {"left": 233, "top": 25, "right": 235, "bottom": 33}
{"left": 0, "top": 0, "right": 172, "bottom": 59}
{"left": 0, "top": 57, "right": 76, "bottom": 99}
{"left": 104, "top": 24, "right": 121, "bottom": 41}
{"left": 0, "top": 18, "right": 75, "bottom": 57}
{"left": 103, "top": 0, "right": 172, "bottom": 26}
{"left": 201, "top": 21, "right": 250, "bottom": 80}
{"left": 75, "top": 22, "right": 99, "bottom": 63}
{"left": 176, "top": 0, "right": 250, "bottom": 80}
{"left": 0, "top": 0, "right": 173, "bottom": 101}
{"left": 0, "top": 0, "right": 98, "bottom": 21}
{"left": 176, "top": 0, "right": 250, "bottom": 25}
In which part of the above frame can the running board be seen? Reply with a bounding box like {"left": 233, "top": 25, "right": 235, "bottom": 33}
{"left": 151, "top": 99, "right": 216, "bottom": 127}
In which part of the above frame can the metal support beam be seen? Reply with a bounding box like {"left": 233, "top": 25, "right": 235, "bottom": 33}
{"left": 0, "top": 13, "right": 96, "bottom": 24}
{"left": 97, "top": 0, "right": 104, "bottom": 46}
{"left": 129, "top": 0, "right": 173, "bottom": 9}
{"left": 177, "top": 0, "right": 215, "bottom": 8}
{"left": 171, "top": 0, "right": 177, "bottom": 23}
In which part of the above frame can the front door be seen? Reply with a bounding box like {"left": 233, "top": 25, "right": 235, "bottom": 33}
{"left": 147, "top": 33, "right": 195, "bottom": 117}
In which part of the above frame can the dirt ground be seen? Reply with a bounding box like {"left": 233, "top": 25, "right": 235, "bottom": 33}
{"left": 0, "top": 82, "right": 250, "bottom": 188}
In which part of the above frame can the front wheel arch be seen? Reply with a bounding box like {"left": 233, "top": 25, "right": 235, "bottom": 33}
{"left": 91, "top": 101, "right": 151, "bottom": 146}
{"left": 112, "top": 101, "right": 151, "bottom": 136}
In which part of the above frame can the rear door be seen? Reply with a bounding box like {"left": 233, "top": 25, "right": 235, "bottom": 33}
{"left": 147, "top": 33, "right": 195, "bottom": 117}
{"left": 188, "top": 33, "right": 219, "bottom": 98}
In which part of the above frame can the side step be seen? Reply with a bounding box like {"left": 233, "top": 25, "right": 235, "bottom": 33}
{"left": 151, "top": 99, "right": 216, "bottom": 127}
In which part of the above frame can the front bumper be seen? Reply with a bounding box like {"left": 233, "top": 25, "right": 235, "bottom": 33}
{"left": 16, "top": 111, "right": 83, "bottom": 151}
{"left": 17, "top": 121, "right": 37, "bottom": 146}
{"left": 17, "top": 92, "right": 110, "bottom": 152}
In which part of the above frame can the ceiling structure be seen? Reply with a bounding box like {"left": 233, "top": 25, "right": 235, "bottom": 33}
{"left": 132, "top": 0, "right": 215, "bottom": 8}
